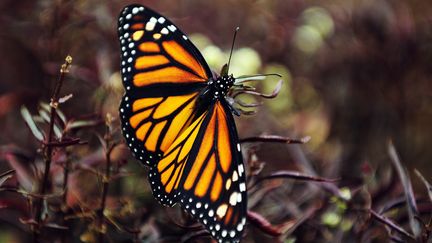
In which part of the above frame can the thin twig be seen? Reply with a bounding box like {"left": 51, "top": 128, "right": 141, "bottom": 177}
{"left": 388, "top": 141, "right": 421, "bottom": 238}
{"left": 97, "top": 114, "right": 116, "bottom": 243}
{"left": 0, "top": 169, "right": 15, "bottom": 187}
{"left": 247, "top": 210, "right": 293, "bottom": 237}
{"left": 369, "top": 209, "right": 416, "bottom": 240}
{"left": 43, "top": 137, "right": 84, "bottom": 147}
{"left": 60, "top": 151, "right": 71, "bottom": 243}
{"left": 240, "top": 135, "right": 311, "bottom": 144}
{"left": 33, "top": 56, "right": 72, "bottom": 242}
{"left": 251, "top": 170, "right": 338, "bottom": 189}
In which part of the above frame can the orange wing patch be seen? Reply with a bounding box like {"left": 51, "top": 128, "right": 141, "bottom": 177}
{"left": 135, "top": 55, "right": 169, "bottom": 69}
{"left": 133, "top": 66, "right": 203, "bottom": 87}
{"left": 162, "top": 40, "right": 207, "bottom": 79}
{"left": 211, "top": 172, "right": 223, "bottom": 201}
{"left": 131, "top": 23, "right": 145, "bottom": 30}
{"left": 132, "top": 97, "right": 163, "bottom": 112}
{"left": 184, "top": 114, "right": 215, "bottom": 190}
{"left": 160, "top": 99, "right": 195, "bottom": 151}
{"left": 145, "top": 120, "right": 167, "bottom": 151}
{"left": 130, "top": 109, "right": 153, "bottom": 128}
{"left": 194, "top": 154, "right": 216, "bottom": 197}
{"left": 128, "top": 93, "right": 198, "bottom": 153}
{"left": 139, "top": 42, "right": 160, "bottom": 52}
{"left": 216, "top": 104, "right": 232, "bottom": 173}
{"left": 131, "top": 38, "right": 209, "bottom": 88}
{"left": 136, "top": 122, "right": 151, "bottom": 141}
{"left": 181, "top": 103, "right": 233, "bottom": 200}
{"left": 156, "top": 112, "right": 207, "bottom": 194}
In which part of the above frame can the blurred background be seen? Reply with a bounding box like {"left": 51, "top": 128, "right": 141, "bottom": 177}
{"left": 1, "top": 0, "right": 432, "bottom": 242}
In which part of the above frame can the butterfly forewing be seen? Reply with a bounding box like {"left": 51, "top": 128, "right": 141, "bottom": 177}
{"left": 118, "top": 5, "right": 212, "bottom": 166}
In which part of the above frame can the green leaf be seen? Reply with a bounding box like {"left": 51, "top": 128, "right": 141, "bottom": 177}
{"left": 20, "top": 106, "right": 44, "bottom": 141}
{"left": 67, "top": 120, "right": 100, "bottom": 130}
{"left": 38, "top": 109, "right": 51, "bottom": 123}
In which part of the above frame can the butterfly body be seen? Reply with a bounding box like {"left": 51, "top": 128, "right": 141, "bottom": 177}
{"left": 194, "top": 74, "right": 235, "bottom": 116}
{"left": 118, "top": 5, "right": 247, "bottom": 242}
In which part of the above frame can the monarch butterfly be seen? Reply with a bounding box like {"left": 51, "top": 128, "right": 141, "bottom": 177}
{"left": 118, "top": 4, "right": 258, "bottom": 242}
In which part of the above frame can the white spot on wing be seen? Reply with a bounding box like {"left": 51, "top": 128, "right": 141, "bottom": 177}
{"left": 168, "top": 25, "right": 177, "bottom": 32}
{"left": 146, "top": 22, "right": 156, "bottom": 31}
{"left": 157, "top": 17, "right": 166, "bottom": 24}
{"left": 229, "top": 192, "right": 238, "bottom": 205}
{"left": 237, "top": 223, "right": 243, "bottom": 231}
{"left": 240, "top": 183, "right": 246, "bottom": 192}
{"left": 161, "top": 27, "right": 169, "bottom": 35}
{"left": 238, "top": 164, "right": 244, "bottom": 175}
{"left": 232, "top": 171, "right": 238, "bottom": 182}
{"left": 216, "top": 204, "right": 228, "bottom": 218}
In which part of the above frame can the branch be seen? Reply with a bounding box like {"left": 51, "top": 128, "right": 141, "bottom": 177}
{"left": 33, "top": 56, "right": 72, "bottom": 242}
{"left": 97, "top": 114, "right": 116, "bottom": 243}
{"left": 240, "top": 135, "right": 310, "bottom": 144}
{"left": 370, "top": 209, "right": 415, "bottom": 240}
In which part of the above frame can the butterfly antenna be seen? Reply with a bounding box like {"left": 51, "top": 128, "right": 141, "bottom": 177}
{"left": 226, "top": 27, "right": 240, "bottom": 74}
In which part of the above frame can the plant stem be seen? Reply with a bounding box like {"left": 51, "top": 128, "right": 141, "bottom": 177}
{"left": 33, "top": 56, "right": 72, "bottom": 242}
{"left": 61, "top": 154, "right": 71, "bottom": 204}
{"left": 60, "top": 152, "right": 71, "bottom": 243}
{"left": 97, "top": 118, "right": 115, "bottom": 243}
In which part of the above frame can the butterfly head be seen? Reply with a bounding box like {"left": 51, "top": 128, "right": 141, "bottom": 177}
{"left": 213, "top": 74, "right": 235, "bottom": 98}
{"left": 208, "top": 64, "right": 235, "bottom": 99}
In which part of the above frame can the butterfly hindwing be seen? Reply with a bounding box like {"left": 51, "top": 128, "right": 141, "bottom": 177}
{"left": 148, "top": 111, "right": 209, "bottom": 206}
{"left": 150, "top": 100, "right": 247, "bottom": 241}
{"left": 118, "top": 4, "right": 212, "bottom": 166}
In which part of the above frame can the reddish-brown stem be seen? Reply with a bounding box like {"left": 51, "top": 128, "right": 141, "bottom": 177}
{"left": 240, "top": 135, "right": 311, "bottom": 144}
{"left": 97, "top": 121, "right": 115, "bottom": 243}
{"left": 370, "top": 209, "right": 416, "bottom": 240}
{"left": 61, "top": 155, "right": 70, "bottom": 204}
{"left": 33, "top": 56, "right": 72, "bottom": 242}
{"left": 60, "top": 153, "right": 70, "bottom": 243}
{"left": 44, "top": 137, "right": 83, "bottom": 147}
